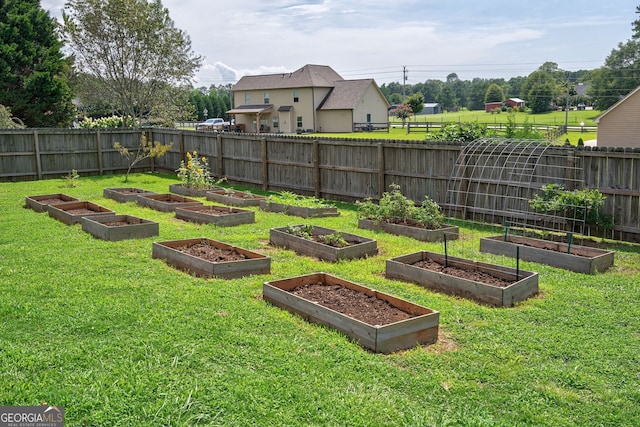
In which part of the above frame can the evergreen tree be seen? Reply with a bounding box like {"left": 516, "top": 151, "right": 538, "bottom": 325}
{"left": 484, "top": 83, "right": 504, "bottom": 104}
{"left": 0, "top": 0, "right": 74, "bottom": 127}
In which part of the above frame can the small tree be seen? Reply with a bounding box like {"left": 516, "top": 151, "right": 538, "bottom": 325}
{"left": 390, "top": 104, "right": 412, "bottom": 127}
{"left": 114, "top": 133, "right": 173, "bottom": 182}
{"left": 406, "top": 92, "right": 425, "bottom": 117}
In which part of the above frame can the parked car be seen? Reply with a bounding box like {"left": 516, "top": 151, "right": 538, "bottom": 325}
{"left": 196, "top": 118, "right": 229, "bottom": 131}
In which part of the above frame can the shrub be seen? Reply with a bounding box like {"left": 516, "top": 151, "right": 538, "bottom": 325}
{"left": 357, "top": 184, "right": 444, "bottom": 229}
{"left": 79, "top": 115, "right": 138, "bottom": 128}
{"left": 578, "top": 138, "right": 584, "bottom": 146}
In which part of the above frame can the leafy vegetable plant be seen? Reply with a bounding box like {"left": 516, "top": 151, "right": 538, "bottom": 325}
{"left": 356, "top": 184, "right": 444, "bottom": 229}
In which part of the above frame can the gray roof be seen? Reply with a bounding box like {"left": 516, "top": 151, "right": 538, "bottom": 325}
{"left": 318, "top": 79, "right": 376, "bottom": 110}
{"left": 232, "top": 64, "right": 344, "bottom": 91}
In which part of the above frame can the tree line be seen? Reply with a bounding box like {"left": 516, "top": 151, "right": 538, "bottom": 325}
{"left": 3, "top": 1, "right": 640, "bottom": 128}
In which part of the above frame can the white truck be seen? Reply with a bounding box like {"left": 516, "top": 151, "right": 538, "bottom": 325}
{"left": 196, "top": 117, "right": 229, "bottom": 131}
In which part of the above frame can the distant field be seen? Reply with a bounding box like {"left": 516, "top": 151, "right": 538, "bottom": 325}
{"left": 396, "top": 109, "right": 602, "bottom": 127}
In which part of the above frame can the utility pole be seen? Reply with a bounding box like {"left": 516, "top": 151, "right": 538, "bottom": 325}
{"left": 402, "top": 66, "right": 408, "bottom": 102}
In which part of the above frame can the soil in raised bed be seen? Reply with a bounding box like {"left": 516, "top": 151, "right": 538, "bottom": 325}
{"left": 290, "top": 282, "right": 414, "bottom": 325}
{"left": 198, "top": 206, "right": 242, "bottom": 216}
{"left": 66, "top": 208, "right": 97, "bottom": 215}
{"left": 36, "top": 197, "right": 68, "bottom": 205}
{"left": 412, "top": 259, "right": 515, "bottom": 288}
{"left": 177, "top": 241, "right": 248, "bottom": 262}
{"left": 103, "top": 221, "right": 130, "bottom": 226}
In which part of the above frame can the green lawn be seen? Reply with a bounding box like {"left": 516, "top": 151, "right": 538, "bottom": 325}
{"left": 1, "top": 174, "right": 639, "bottom": 426}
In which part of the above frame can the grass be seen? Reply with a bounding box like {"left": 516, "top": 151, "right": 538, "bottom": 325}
{"left": 2, "top": 173, "right": 639, "bottom": 426}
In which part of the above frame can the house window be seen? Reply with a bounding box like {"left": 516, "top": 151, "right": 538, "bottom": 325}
{"left": 264, "top": 92, "right": 269, "bottom": 104}
{"left": 244, "top": 93, "right": 250, "bottom": 104}
{"left": 296, "top": 116, "right": 303, "bottom": 128}
{"left": 366, "top": 113, "right": 371, "bottom": 122}
{"left": 273, "top": 116, "right": 279, "bottom": 128}
{"left": 293, "top": 90, "right": 299, "bottom": 103}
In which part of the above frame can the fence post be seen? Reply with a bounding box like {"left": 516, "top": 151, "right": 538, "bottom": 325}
{"left": 377, "top": 142, "right": 385, "bottom": 199}
{"left": 261, "top": 137, "right": 268, "bottom": 191}
{"left": 216, "top": 133, "right": 223, "bottom": 177}
{"left": 96, "top": 130, "right": 103, "bottom": 175}
{"left": 33, "top": 131, "right": 42, "bottom": 180}
{"left": 313, "top": 139, "right": 320, "bottom": 198}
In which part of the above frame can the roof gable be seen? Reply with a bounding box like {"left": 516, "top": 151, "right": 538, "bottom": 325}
{"left": 317, "top": 80, "right": 373, "bottom": 110}
{"left": 232, "top": 64, "right": 344, "bottom": 91}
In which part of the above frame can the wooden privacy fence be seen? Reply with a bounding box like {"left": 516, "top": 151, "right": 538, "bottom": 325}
{"left": 2, "top": 128, "right": 639, "bottom": 242}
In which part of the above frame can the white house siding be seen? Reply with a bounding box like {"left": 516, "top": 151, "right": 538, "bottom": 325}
{"left": 317, "top": 110, "right": 353, "bottom": 133}
{"left": 353, "top": 84, "right": 389, "bottom": 124}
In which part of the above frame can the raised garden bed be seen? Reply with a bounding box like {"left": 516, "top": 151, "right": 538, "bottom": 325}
{"left": 169, "top": 183, "right": 223, "bottom": 198}
{"left": 263, "top": 272, "right": 439, "bottom": 353}
{"left": 269, "top": 225, "right": 378, "bottom": 262}
{"left": 260, "top": 200, "right": 340, "bottom": 218}
{"left": 386, "top": 251, "right": 539, "bottom": 307}
{"left": 152, "top": 238, "right": 270, "bottom": 278}
{"left": 103, "top": 187, "right": 156, "bottom": 203}
{"left": 25, "top": 194, "right": 80, "bottom": 212}
{"left": 479, "top": 235, "right": 614, "bottom": 274}
{"left": 174, "top": 205, "right": 254, "bottom": 226}
{"left": 206, "top": 189, "right": 266, "bottom": 207}
{"left": 81, "top": 214, "right": 159, "bottom": 241}
{"left": 47, "top": 201, "right": 114, "bottom": 225}
{"left": 358, "top": 218, "right": 459, "bottom": 242}
{"left": 137, "top": 193, "right": 202, "bottom": 212}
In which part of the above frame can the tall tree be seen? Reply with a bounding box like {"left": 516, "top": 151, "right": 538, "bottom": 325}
{"left": 0, "top": 0, "right": 75, "bottom": 127}
{"left": 589, "top": 39, "right": 640, "bottom": 110}
{"left": 522, "top": 70, "right": 556, "bottom": 113}
{"left": 62, "top": 0, "right": 202, "bottom": 125}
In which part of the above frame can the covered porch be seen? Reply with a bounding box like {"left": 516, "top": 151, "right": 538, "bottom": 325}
{"left": 226, "top": 104, "right": 273, "bottom": 133}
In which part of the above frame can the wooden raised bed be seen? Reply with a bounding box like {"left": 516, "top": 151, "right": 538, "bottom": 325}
{"left": 47, "top": 201, "right": 114, "bottom": 225}
{"left": 206, "top": 189, "right": 266, "bottom": 207}
{"left": 386, "top": 251, "right": 539, "bottom": 307}
{"left": 269, "top": 225, "right": 378, "bottom": 262}
{"left": 103, "top": 187, "right": 156, "bottom": 203}
{"left": 82, "top": 214, "right": 159, "bottom": 241}
{"left": 358, "top": 218, "right": 459, "bottom": 242}
{"left": 25, "top": 194, "right": 80, "bottom": 212}
{"left": 263, "top": 272, "right": 439, "bottom": 353}
{"left": 479, "top": 235, "right": 614, "bottom": 274}
{"left": 137, "top": 193, "right": 202, "bottom": 212}
{"left": 260, "top": 200, "right": 340, "bottom": 218}
{"left": 169, "top": 183, "right": 223, "bottom": 198}
{"left": 152, "top": 238, "right": 270, "bottom": 278}
{"left": 175, "top": 205, "right": 255, "bottom": 226}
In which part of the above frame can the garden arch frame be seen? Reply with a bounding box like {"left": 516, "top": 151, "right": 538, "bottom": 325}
{"left": 445, "top": 138, "right": 586, "bottom": 237}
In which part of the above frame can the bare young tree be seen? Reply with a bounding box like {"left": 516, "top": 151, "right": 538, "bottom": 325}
{"left": 62, "top": 0, "right": 202, "bottom": 125}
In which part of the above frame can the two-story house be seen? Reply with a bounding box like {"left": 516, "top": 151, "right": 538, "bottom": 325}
{"left": 228, "top": 64, "right": 389, "bottom": 133}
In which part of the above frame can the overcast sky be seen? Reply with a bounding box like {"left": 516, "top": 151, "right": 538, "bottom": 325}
{"left": 43, "top": 0, "right": 635, "bottom": 87}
